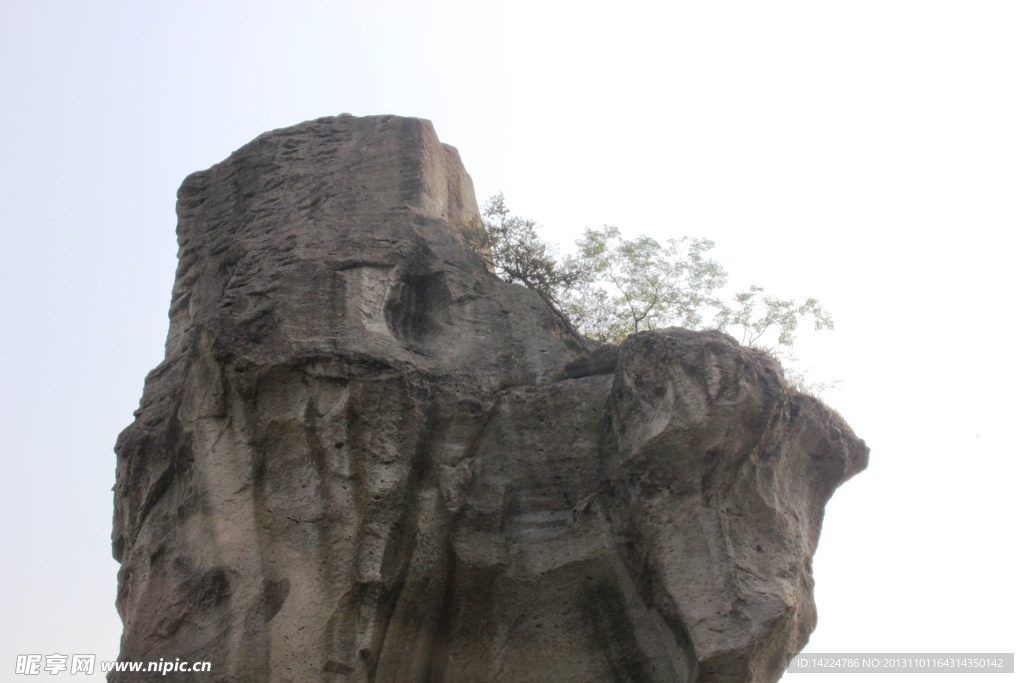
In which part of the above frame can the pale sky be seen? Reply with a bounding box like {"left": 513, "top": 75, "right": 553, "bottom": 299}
{"left": 1, "top": 2, "right": 1020, "bottom": 681}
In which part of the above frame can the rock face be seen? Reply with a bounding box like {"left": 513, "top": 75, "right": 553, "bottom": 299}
{"left": 112, "top": 114, "right": 868, "bottom": 683}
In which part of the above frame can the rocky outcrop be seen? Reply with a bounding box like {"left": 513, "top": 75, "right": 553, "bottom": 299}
{"left": 112, "top": 114, "right": 867, "bottom": 682}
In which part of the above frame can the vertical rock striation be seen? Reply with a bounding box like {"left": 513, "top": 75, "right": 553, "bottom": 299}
{"left": 112, "top": 114, "right": 867, "bottom": 682}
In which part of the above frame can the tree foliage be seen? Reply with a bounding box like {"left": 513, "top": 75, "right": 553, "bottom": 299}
{"left": 464, "top": 195, "right": 593, "bottom": 346}
{"left": 712, "top": 286, "right": 834, "bottom": 348}
{"left": 468, "top": 194, "right": 836, "bottom": 379}
{"left": 564, "top": 226, "right": 727, "bottom": 343}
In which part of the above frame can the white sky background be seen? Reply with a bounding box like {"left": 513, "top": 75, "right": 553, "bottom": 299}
{"left": 0, "top": 1, "right": 1020, "bottom": 680}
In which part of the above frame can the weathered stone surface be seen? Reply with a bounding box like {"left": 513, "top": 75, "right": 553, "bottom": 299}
{"left": 112, "top": 114, "right": 867, "bottom": 682}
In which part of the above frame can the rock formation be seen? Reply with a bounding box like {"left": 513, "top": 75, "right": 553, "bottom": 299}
{"left": 112, "top": 114, "right": 868, "bottom": 682}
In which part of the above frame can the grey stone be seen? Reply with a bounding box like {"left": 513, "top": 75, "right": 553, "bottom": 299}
{"left": 112, "top": 114, "right": 867, "bottom": 682}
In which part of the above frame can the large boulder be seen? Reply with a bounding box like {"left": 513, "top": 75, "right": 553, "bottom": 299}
{"left": 112, "top": 114, "right": 867, "bottom": 682}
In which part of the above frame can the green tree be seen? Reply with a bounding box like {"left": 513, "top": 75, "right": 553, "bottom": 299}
{"left": 468, "top": 194, "right": 593, "bottom": 347}
{"left": 565, "top": 226, "right": 727, "bottom": 343}
{"left": 712, "top": 285, "right": 834, "bottom": 350}
{"left": 470, "top": 194, "right": 836, "bottom": 390}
